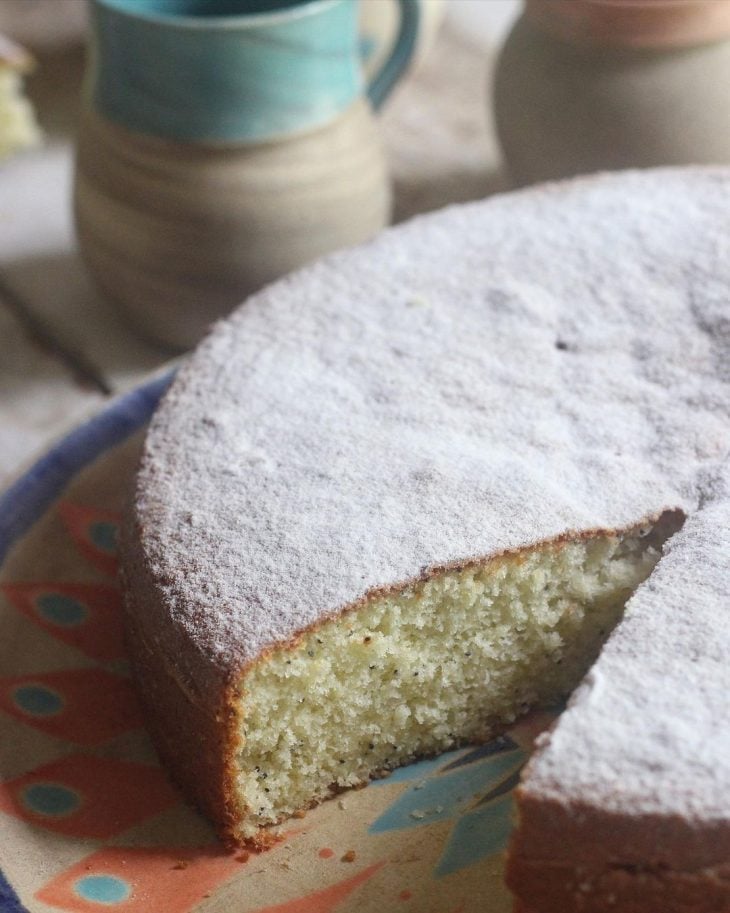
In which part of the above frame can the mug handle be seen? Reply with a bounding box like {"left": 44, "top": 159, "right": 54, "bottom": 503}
{"left": 366, "top": 0, "right": 421, "bottom": 110}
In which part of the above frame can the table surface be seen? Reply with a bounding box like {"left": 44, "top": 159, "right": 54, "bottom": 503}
{"left": 0, "top": 0, "right": 519, "bottom": 490}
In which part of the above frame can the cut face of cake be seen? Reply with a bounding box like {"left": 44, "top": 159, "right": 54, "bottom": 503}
{"left": 121, "top": 169, "right": 730, "bottom": 910}
{"left": 234, "top": 518, "right": 680, "bottom": 834}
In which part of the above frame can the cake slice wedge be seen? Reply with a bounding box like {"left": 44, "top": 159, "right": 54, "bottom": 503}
{"left": 506, "top": 481, "right": 730, "bottom": 913}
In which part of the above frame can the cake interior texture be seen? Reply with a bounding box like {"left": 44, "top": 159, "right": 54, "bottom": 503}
{"left": 234, "top": 516, "right": 679, "bottom": 838}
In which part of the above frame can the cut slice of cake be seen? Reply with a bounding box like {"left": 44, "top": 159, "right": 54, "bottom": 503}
{"left": 121, "top": 168, "right": 730, "bottom": 909}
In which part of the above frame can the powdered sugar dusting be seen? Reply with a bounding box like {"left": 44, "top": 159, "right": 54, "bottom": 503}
{"left": 132, "top": 168, "right": 730, "bottom": 819}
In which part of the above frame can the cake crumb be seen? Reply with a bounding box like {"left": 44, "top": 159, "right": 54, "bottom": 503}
{"left": 410, "top": 810, "right": 426, "bottom": 820}
{"left": 337, "top": 798, "right": 347, "bottom": 810}
{"left": 236, "top": 852, "right": 250, "bottom": 863}
{"left": 172, "top": 860, "right": 188, "bottom": 870}
{"left": 341, "top": 850, "right": 356, "bottom": 863}
{"left": 292, "top": 809, "right": 307, "bottom": 819}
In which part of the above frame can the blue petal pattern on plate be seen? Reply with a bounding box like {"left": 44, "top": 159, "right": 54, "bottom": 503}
{"left": 370, "top": 737, "right": 526, "bottom": 877}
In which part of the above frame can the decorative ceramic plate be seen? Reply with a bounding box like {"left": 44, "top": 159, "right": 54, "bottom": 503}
{"left": 0, "top": 372, "right": 553, "bottom": 913}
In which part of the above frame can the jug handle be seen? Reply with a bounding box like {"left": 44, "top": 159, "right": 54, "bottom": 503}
{"left": 366, "top": 0, "right": 421, "bottom": 110}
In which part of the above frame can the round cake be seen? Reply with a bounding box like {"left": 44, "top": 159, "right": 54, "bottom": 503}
{"left": 121, "top": 168, "right": 730, "bottom": 913}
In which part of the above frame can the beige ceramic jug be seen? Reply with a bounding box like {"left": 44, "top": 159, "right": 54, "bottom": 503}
{"left": 75, "top": 0, "right": 419, "bottom": 349}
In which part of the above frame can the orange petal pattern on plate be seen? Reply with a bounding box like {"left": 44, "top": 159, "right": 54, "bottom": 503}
{"left": 0, "top": 754, "right": 178, "bottom": 837}
{"left": 250, "top": 862, "right": 385, "bottom": 913}
{"left": 58, "top": 502, "right": 121, "bottom": 578}
{"left": 35, "top": 845, "right": 242, "bottom": 913}
{"left": 0, "top": 668, "right": 142, "bottom": 744}
{"left": 1, "top": 582, "right": 126, "bottom": 662}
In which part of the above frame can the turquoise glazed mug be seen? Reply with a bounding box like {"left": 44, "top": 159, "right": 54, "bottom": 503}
{"left": 86, "top": 0, "right": 419, "bottom": 142}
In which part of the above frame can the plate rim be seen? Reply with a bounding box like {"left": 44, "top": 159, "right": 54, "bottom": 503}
{"left": 0, "top": 370, "right": 174, "bottom": 569}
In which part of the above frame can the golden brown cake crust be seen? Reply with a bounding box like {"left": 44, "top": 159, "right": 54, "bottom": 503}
{"left": 120, "top": 521, "right": 243, "bottom": 844}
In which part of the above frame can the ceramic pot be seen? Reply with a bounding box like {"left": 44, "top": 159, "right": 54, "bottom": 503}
{"left": 75, "top": 97, "right": 390, "bottom": 349}
{"left": 494, "top": 0, "right": 730, "bottom": 186}
{"left": 74, "top": 0, "right": 419, "bottom": 349}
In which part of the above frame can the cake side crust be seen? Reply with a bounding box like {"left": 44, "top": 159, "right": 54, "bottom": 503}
{"left": 508, "top": 853, "right": 730, "bottom": 913}
{"left": 513, "top": 863, "right": 730, "bottom": 913}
